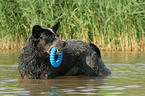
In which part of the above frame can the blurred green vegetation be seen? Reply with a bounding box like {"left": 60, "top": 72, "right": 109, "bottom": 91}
{"left": 0, "top": 0, "right": 145, "bottom": 51}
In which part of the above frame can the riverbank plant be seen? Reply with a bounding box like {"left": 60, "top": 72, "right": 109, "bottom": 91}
{"left": 0, "top": 0, "right": 144, "bottom": 51}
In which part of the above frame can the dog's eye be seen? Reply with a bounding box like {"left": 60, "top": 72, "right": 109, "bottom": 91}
{"left": 44, "top": 38, "right": 49, "bottom": 42}
{"left": 56, "top": 34, "right": 59, "bottom": 37}
{"left": 40, "top": 37, "right": 43, "bottom": 39}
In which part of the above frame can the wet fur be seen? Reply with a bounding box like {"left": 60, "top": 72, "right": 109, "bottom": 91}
{"left": 18, "top": 22, "right": 111, "bottom": 79}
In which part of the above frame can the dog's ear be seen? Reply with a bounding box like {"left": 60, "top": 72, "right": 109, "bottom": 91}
{"left": 32, "top": 25, "right": 42, "bottom": 38}
{"left": 51, "top": 22, "right": 60, "bottom": 33}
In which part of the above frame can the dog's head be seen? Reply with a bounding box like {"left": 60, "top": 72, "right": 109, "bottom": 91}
{"left": 32, "top": 22, "right": 65, "bottom": 55}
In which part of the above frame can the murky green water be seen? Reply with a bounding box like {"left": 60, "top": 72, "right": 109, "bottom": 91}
{"left": 0, "top": 51, "right": 145, "bottom": 96}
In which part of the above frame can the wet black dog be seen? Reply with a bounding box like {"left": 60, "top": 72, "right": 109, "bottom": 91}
{"left": 18, "top": 22, "right": 111, "bottom": 79}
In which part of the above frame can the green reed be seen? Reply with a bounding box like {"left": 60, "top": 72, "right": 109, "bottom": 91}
{"left": 0, "top": 0, "right": 145, "bottom": 51}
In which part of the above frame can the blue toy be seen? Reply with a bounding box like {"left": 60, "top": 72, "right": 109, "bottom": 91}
{"left": 50, "top": 47, "right": 63, "bottom": 67}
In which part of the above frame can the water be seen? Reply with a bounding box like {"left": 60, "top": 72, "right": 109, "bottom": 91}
{"left": 0, "top": 51, "right": 145, "bottom": 96}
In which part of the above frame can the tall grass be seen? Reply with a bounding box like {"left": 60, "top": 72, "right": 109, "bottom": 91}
{"left": 0, "top": 0, "right": 145, "bottom": 51}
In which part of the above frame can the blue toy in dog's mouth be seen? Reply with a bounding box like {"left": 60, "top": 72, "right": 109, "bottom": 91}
{"left": 50, "top": 47, "right": 63, "bottom": 67}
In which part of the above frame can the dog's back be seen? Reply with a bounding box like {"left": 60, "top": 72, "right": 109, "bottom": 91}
{"left": 57, "top": 39, "right": 111, "bottom": 76}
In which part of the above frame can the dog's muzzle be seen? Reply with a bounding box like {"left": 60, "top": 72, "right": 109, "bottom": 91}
{"left": 46, "top": 40, "right": 65, "bottom": 55}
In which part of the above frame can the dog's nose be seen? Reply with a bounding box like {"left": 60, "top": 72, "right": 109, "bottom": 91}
{"left": 63, "top": 42, "right": 66, "bottom": 47}
{"left": 56, "top": 49, "right": 62, "bottom": 55}
{"left": 53, "top": 39, "right": 64, "bottom": 49}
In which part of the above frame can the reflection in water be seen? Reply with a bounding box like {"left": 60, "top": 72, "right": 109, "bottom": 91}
{"left": 18, "top": 75, "right": 110, "bottom": 95}
{"left": 0, "top": 51, "right": 145, "bottom": 95}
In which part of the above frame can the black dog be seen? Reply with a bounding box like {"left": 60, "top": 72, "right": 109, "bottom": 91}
{"left": 18, "top": 22, "right": 111, "bottom": 79}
